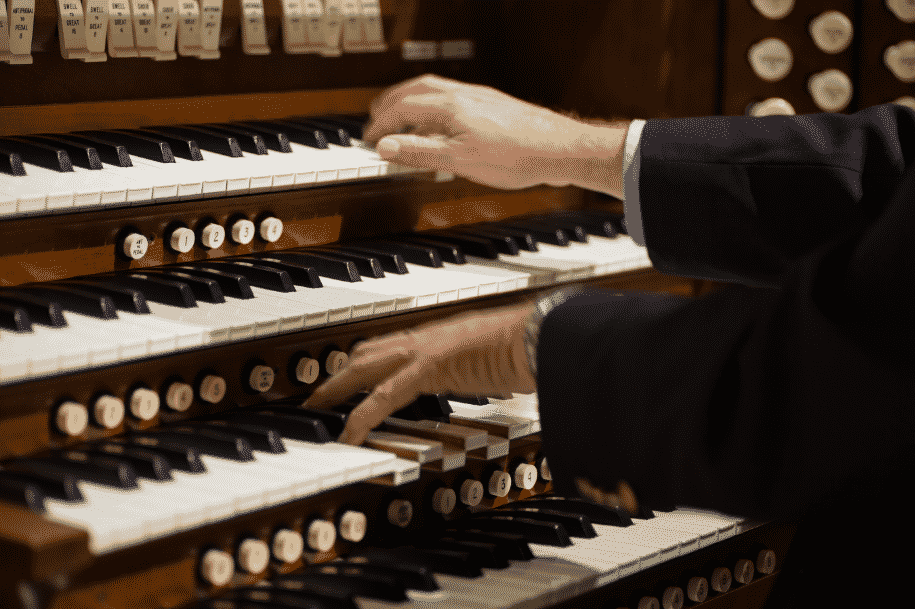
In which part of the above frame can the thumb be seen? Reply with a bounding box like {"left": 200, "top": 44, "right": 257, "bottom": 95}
{"left": 376, "top": 134, "right": 454, "bottom": 172}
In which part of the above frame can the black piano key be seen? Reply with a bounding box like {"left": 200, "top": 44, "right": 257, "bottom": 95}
{"left": 355, "top": 547, "right": 482, "bottom": 578}
{"left": 194, "top": 260, "right": 295, "bottom": 292}
{"left": 0, "top": 477, "right": 46, "bottom": 513}
{"left": 217, "top": 411, "right": 332, "bottom": 444}
{"left": 393, "top": 394, "right": 453, "bottom": 423}
{"left": 129, "top": 429, "right": 254, "bottom": 461}
{"left": 446, "top": 394, "right": 489, "bottom": 406}
{"left": 175, "top": 420, "right": 286, "bottom": 454}
{"left": 15, "top": 452, "right": 138, "bottom": 489}
{"left": 393, "top": 236, "right": 467, "bottom": 264}
{"left": 19, "top": 284, "right": 118, "bottom": 320}
{"left": 199, "top": 124, "right": 268, "bottom": 155}
{"left": 262, "top": 121, "right": 329, "bottom": 149}
{"left": 234, "top": 585, "right": 357, "bottom": 609}
{"left": 160, "top": 266, "right": 255, "bottom": 299}
{"left": 81, "top": 445, "right": 172, "bottom": 481}
{"left": 220, "top": 123, "right": 292, "bottom": 153}
{"left": 0, "top": 303, "right": 32, "bottom": 332}
{"left": 234, "top": 256, "right": 323, "bottom": 288}
{"left": 282, "top": 118, "right": 351, "bottom": 146}
{"left": 0, "top": 145, "right": 26, "bottom": 176}
{"left": 424, "top": 537, "right": 509, "bottom": 569}
{"left": 336, "top": 556, "right": 438, "bottom": 591}
{"left": 88, "top": 274, "right": 197, "bottom": 308}
{"left": 428, "top": 229, "right": 518, "bottom": 256}
{"left": 533, "top": 212, "right": 618, "bottom": 239}
{"left": 278, "top": 572, "right": 407, "bottom": 603}
{"left": 365, "top": 240, "right": 443, "bottom": 267}
{"left": 515, "top": 495, "right": 634, "bottom": 526}
{"left": 18, "top": 135, "right": 103, "bottom": 170}
{"left": 153, "top": 125, "right": 243, "bottom": 157}
{"left": 449, "top": 515, "right": 572, "bottom": 547}
{"left": 480, "top": 507, "right": 596, "bottom": 538}
{"left": 314, "top": 115, "right": 365, "bottom": 140}
{"left": 79, "top": 130, "right": 174, "bottom": 163}
{"left": 441, "top": 529, "right": 534, "bottom": 561}
{"left": 130, "top": 128, "right": 203, "bottom": 161}
{"left": 524, "top": 217, "right": 588, "bottom": 242}
{"left": 562, "top": 208, "right": 628, "bottom": 234}
{"left": 332, "top": 245, "right": 408, "bottom": 274}
{"left": 494, "top": 220, "right": 570, "bottom": 246}
{"left": 253, "top": 251, "right": 360, "bottom": 283}
{"left": 110, "top": 437, "right": 206, "bottom": 473}
{"left": 137, "top": 271, "right": 224, "bottom": 304}
{"left": 54, "top": 281, "right": 150, "bottom": 315}
{"left": 0, "top": 137, "right": 73, "bottom": 172}
{"left": 455, "top": 225, "right": 538, "bottom": 252}
{"left": 307, "top": 248, "right": 385, "bottom": 278}
{"left": 251, "top": 405, "right": 347, "bottom": 439}
{"left": 0, "top": 292, "right": 67, "bottom": 327}
{"left": 59, "top": 133, "right": 133, "bottom": 167}
{"left": 0, "top": 467, "right": 82, "bottom": 502}
{"left": 194, "top": 260, "right": 296, "bottom": 292}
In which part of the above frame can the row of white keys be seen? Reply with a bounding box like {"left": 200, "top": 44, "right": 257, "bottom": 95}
{"left": 42, "top": 438, "right": 399, "bottom": 554}
{"left": 534, "top": 235, "right": 652, "bottom": 276}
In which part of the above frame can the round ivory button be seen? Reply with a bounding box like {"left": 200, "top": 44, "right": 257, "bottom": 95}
{"left": 895, "top": 96, "right": 915, "bottom": 110}
{"left": 387, "top": 499, "right": 413, "bottom": 527}
{"left": 734, "top": 558, "right": 755, "bottom": 584}
{"left": 751, "top": 0, "right": 794, "bottom": 19}
{"left": 887, "top": 0, "right": 915, "bottom": 23}
{"left": 756, "top": 548, "right": 777, "bottom": 574}
{"left": 199, "top": 549, "right": 233, "bottom": 586}
{"left": 231, "top": 219, "right": 255, "bottom": 244}
{"left": 93, "top": 395, "right": 125, "bottom": 429}
{"left": 710, "top": 567, "right": 732, "bottom": 593}
{"left": 295, "top": 357, "right": 320, "bottom": 384}
{"left": 884, "top": 41, "right": 915, "bottom": 82}
{"left": 748, "top": 38, "right": 793, "bottom": 82}
{"left": 169, "top": 227, "right": 195, "bottom": 253}
{"left": 259, "top": 217, "right": 283, "bottom": 242}
{"left": 271, "top": 529, "right": 304, "bottom": 563}
{"left": 200, "top": 223, "right": 225, "bottom": 249}
{"left": 808, "top": 69, "right": 853, "bottom": 111}
{"left": 687, "top": 577, "right": 709, "bottom": 603}
{"left": 338, "top": 510, "right": 368, "bottom": 542}
{"left": 513, "top": 463, "right": 538, "bottom": 489}
{"left": 122, "top": 233, "right": 149, "bottom": 260}
{"left": 459, "top": 479, "right": 484, "bottom": 506}
{"left": 56, "top": 401, "right": 89, "bottom": 436}
{"left": 431, "top": 487, "right": 457, "bottom": 515}
{"left": 164, "top": 381, "right": 194, "bottom": 411}
{"left": 306, "top": 519, "right": 336, "bottom": 552}
{"left": 487, "top": 470, "right": 511, "bottom": 497}
{"left": 636, "top": 597, "right": 659, "bottom": 609}
{"left": 129, "top": 387, "right": 160, "bottom": 420}
{"left": 748, "top": 97, "right": 796, "bottom": 116}
{"left": 236, "top": 539, "right": 269, "bottom": 574}
{"left": 198, "top": 375, "right": 226, "bottom": 404}
{"left": 809, "top": 11, "right": 852, "bottom": 54}
{"left": 248, "top": 365, "right": 275, "bottom": 392}
{"left": 325, "top": 351, "right": 349, "bottom": 376}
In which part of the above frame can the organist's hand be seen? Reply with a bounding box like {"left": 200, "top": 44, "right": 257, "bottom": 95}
{"left": 303, "top": 303, "right": 538, "bottom": 446}
{"left": 364, "top": 74, "right": 620, "bottom": 192}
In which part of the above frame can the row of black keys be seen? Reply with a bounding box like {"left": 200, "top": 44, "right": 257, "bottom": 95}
{"left": 0, "top": 210, "right": 626, "bottom": 332}
{"left": 0, "top": 115, "right": 368, "bottom": 175}
{"left": 203, "top": 497, "right": 634, "bottom": 609}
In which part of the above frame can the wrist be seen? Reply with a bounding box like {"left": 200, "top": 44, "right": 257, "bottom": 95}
{"left": 561, "top": 122, "right": 629, "bottom": 199}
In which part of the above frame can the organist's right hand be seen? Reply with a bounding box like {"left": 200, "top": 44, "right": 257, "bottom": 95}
{"left": 363, "top": 74, "right": 628, "bottom": 198}
{"left": 303, "top": 302, "right": 538, "bottom": 446}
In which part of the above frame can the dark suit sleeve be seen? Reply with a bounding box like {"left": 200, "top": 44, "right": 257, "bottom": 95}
{"left": 536, "top": 127, "right": 915, "bottom": 524}
{"left": 638, "top": 104, "right": 915, "bottom": 285}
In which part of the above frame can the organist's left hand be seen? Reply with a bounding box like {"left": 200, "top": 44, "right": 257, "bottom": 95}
{"left": 304, "top": 302, "right": 538, "bottom": 446}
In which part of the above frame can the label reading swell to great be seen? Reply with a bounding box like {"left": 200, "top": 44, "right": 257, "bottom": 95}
{"left": 82, "top": 0, "right": 110, "bottom": 58}
{"left": 108, "top": 0, "right": 138, "bottom": 57}
{"left": 57, "top": 0, "right": 88, "bottom": 58}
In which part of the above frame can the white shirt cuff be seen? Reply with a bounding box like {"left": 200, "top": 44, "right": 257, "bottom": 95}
{"left": 621, "top": 119, "right": 647, "bottom": 246}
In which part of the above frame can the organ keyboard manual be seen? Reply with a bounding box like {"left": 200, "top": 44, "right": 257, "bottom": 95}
{"left": 14, "top": 0, "right": 913, "bottom": 607}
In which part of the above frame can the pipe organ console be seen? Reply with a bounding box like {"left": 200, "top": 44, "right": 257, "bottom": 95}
{"left": 9, "top": 0, "right": 910, "bottom": 607}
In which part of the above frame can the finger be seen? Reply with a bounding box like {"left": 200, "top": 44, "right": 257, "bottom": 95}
{"left": 304, "top": 347, "right": 411, "bottom": 407}
{"left": 364, "top": 93, "right": 454, "bottom": 144}
{"left": 374, "top": 134, "right": 455, "bottom": 173}
{"left": 338, "top": 360, "right": 427, "bottom": 445}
